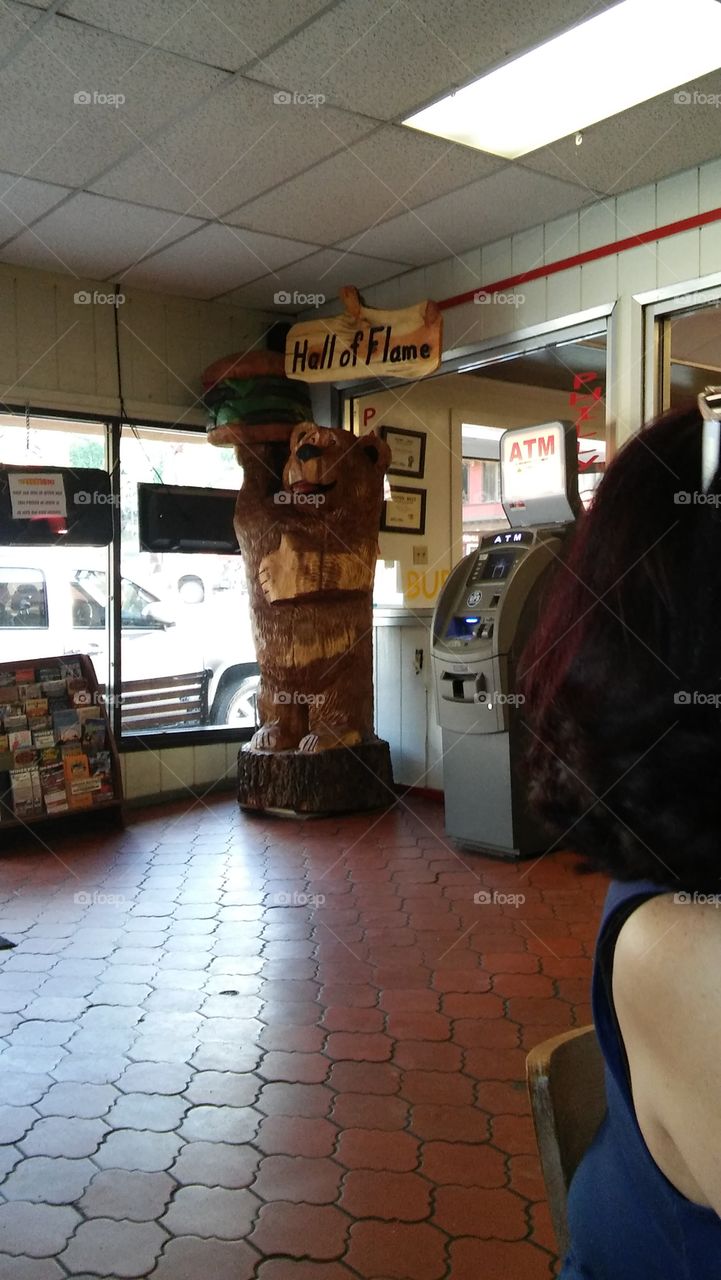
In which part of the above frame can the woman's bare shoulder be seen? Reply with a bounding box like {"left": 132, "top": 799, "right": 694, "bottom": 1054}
{"left": 614, "top": 890, "right": 721, "bottom": 995}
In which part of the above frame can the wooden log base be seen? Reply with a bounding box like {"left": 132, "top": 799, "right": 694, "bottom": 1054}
{"left": 237, "top": 740, "right": 394, "bottom": 816}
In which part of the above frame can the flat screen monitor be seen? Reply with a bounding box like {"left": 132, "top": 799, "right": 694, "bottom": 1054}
{"left": 0, "top": 466, "right": 112, "bottom": 545}
{"left": 138, "top": 483, "right": 239, "bottom": 554}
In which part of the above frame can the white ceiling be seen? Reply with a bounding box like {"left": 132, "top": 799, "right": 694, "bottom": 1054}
{"left": 0, "top": 0, "right": 720, "bottom": 310}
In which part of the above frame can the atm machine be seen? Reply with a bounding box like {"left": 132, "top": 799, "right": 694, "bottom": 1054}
{"left": 431, "top": 420, "right": 581, "bottom": 858}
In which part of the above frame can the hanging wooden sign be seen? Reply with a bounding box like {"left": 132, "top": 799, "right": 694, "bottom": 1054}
{"left": 285, "top": 286, "right": 443, "bottom": 383}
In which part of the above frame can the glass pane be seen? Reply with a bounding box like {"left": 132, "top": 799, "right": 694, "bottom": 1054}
{"left": 0, "top": 414, "right": 111, "bottom": 684}
{"left": 119, "top": 425, "right": 257, "bottom": 736}
{"left": 664, "top": 301, "right": 721, "bottom": 409}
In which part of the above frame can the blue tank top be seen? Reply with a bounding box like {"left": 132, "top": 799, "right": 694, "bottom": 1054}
{"left": 561, "top": 878, "right": 721, "bottom": 1279}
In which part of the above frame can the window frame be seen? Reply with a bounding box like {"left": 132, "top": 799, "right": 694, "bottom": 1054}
{"left": 1, "top": 405, "right": 255, "bottom": 751}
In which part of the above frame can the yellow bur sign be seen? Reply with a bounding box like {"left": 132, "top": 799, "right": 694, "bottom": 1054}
{"left": 285, "top": 286, "right": 443, "bottom": 383}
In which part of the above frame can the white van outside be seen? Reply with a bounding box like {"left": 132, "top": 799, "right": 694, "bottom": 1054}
{"left": 0, "top": 548, "right": 259, "bottom": 730}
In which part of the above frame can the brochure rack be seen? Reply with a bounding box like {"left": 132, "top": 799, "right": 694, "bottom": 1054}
{"left": 0, "top": 652, "right": 123, "bottom": 832}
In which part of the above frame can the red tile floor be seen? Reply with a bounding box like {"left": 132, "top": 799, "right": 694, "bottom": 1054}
{"left": 0, "top": 794, "right": 607, "bottom": 1280}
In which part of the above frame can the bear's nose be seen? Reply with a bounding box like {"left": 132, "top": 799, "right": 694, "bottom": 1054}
{"left": 296, "top": 443, "right": 324, "bottom": 462}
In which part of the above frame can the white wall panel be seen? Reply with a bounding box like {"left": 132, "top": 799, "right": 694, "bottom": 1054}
{"left": 481, "top": 238, "right": 512, "bottom": 286}
{"left": 547, "top": 266, "right": 581, "bottom": 322}
{"left": 578, "top": 201, "right": 616, "bottom": 253}
{"left": 700, "top": 158, "right": 721, "bottom": 213}
{"left": 700, "top": 222, "right": 721, "bottom": 277}
{"left": 580, "top": 256, "right": 617, "bottom": 310}
{"left": 617, "top": 244, "right": 657, "bottom": 297}
{"left": 544, "top": 213, "right": 579, "bottom": 264}
{"left": 656, "top": 171, "right": 699, "bottom": 226}
{"left": 615, "top": 185, "right": 656, "bottom": 239}
{"left": 655, "top": 229, "right": 701, "bottom": 289}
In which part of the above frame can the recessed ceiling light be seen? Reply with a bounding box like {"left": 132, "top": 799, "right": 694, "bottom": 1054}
{"left": 403, "top": 0, "right": 721, "bottom": 158}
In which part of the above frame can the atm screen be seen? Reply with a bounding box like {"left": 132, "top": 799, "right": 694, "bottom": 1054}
{"left": 481, "top": 551, "right": 516, "bottom": 581}
{"left": 445, "top": 616, "right": 479, "bottom": 639}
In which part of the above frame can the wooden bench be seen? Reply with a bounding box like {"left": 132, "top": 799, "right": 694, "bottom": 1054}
{"left": 100, "top": 670, "right": 211, "bottom": 734}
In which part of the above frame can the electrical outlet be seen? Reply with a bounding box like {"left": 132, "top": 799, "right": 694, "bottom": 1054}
{"left": 412, "top": 544, "right": 428, "bottom": 565}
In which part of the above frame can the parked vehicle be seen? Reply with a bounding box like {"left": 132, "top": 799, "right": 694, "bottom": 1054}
{"left": 0, "top": 549, "right": 259, "bottom": 730}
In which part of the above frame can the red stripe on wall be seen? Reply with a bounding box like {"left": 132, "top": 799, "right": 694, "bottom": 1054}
{"left": 438, "top": 204, "right": 721, "bottom": 311}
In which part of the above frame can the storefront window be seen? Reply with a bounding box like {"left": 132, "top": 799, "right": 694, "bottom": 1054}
{"left": 0, "top": 411, "right": 258, "bottom": 741}
{"left": 119, "top": 425, "right": 257, "bottom": 736}
{"left": 0, "top": 414, "right": 112, "bottom": 687}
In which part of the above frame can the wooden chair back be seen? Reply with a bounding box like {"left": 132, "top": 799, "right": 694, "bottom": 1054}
{"left": 526, "top": 1024, "right": 607, "bottom": 1257}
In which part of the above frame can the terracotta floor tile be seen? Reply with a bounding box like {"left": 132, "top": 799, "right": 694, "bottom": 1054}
{"left": 160, "top": 1185, "right": 260, "bottom": 1239}
{"left": 318, "top": 984, "right": 378, "bottom": 1008}
{"left": 258, "top": 1025, "right": 326, "bottom": 1053}
{"left": 346, "top": 1221, "right": 447, "bottom": 1280}
{"left": 150, "top": 1237, "right": 258, "bottom": 1280}
{"left": 255, "top": 1115, "right": 339, "bottom": 1157}
{"left": 400, "top": 1069, "right": 475, "bottom": 1106}
{"left": 255, "top": 1264, "right": 355, "bottom": 1279}
{"left": 433, "top": 1184, "right": 528, "bottom": 1238}
{"left": 341, "top": 1169, "right": 431, "bottom": 1219}
{"left": 420, "top": 1140, "right": 506, "bottom": 1187}
{"left": 330, "top": 1092, "right": 409, "bottom": 1132}
{"left": 386, "top": 1012, "right": 451, "bottom": 1041}
{"left": 491, "top": 1113, "right": 538, "bottom": 1156}
{"left": 258, "top": 1052, "right": 331, "bottom": 1084}
{"left": 464, "top": 1046, "right": 528, "bottom": 1081}
{"left": 449, "top": 1237, "right": 555, "bottom": 1280}
{"left": 325, "top": 1060, "right": 400, "bottom": 1095}
{"left": 252, "top": 1154, "right": 342, "bottom": 1204}
{"left": 409, "top": 1104, "right": 491, "bottom": 1143}
{"left": 506, "top": 997, "right": 575, "bottom": 1028}
{"left": 378, "top": 989, "right": 440, "bottom": 1013}
{"left": 393, "top": 1040, "right": 462, "bottom": 1072}
{"left": 249, "top": 1202, "right": 350, "bottom": 1260}
{"left": 324, "top": 1031, "right": 392, "bottom": 1062}
{"left": 452, "top": 1017, "right": 521, "bottom": 1050}
{"left": 0, "top": 796, "right": 608, "bottom": 1279}
{"left": 335, "top": 1128, "right": 419, "bottom": 1170}
{"left": 321, "top": 1007, "right": 385, "bottom": 1033}
{"left": 508, "top": 1153, "right": 547, "bottom": 1201}
{"left": 256, "top": 1083, "right": 334, "bottom": 1118}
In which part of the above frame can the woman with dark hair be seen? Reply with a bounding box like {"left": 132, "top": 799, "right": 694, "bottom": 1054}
{"left": 520, "top": 400, "right": 721, "bottom": 1278}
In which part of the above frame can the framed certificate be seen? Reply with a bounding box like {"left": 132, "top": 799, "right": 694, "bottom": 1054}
{"left": 381, "top": 485, "right": 427, "bottom": 535}
{"left": 379, "top": 426, "right": 426, "bottom": 479}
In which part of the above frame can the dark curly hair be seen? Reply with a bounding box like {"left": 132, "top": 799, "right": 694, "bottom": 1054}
{"left": 519, "top": 404, "right": 721, "bottom": 890}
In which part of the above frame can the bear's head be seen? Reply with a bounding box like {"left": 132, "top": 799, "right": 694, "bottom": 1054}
{"left": 282, "top": 423, "right": 390, "bottom": 514}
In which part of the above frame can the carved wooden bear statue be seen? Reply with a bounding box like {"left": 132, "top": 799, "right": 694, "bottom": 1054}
{"left": 234, "top": 422, "right": 391, "bottom": 753}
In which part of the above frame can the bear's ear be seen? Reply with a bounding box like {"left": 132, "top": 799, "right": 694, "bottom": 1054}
{"left": 359, "top": 431, "right": 391, "bottom": 470}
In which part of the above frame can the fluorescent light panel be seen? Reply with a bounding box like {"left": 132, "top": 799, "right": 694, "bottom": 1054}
{"left": 403, "top": 0, "right": 721, "bottom": 158}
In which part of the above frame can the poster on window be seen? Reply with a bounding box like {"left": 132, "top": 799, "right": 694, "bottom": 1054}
{"left": 8, "top": 473, "right": 67, "bottom": 520}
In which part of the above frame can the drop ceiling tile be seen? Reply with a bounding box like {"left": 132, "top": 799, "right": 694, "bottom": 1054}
{"left": 244, "top": 0, "right": 619, "bottom": 120}
{"left": 119, "top": 223, "right": 320, "bottom": 299}
{"left": 228, "top": 124, "right": 501, "bottom": 243}
{"left": 58, "top": 0, "right": 333, "bottom": 71}
{"left": 522, "top": 70, "right": 721, "bottom": 197}
{"left": 0, "top": 14, "right": 227, "bottom": 186}
{"left": 91, "top": 77, "right": 372, "bottom": 217}
{"left": 337, "top": 168, "right": 594, "bottom": 266}
{"left": 220, "top": 248, "right": 409, "bottom": 309}
{"left": 0, "top": 193, "right": 202, "bottom": 279}
{"left": 0, "top": 172, "right": 70, "bottom": 245}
